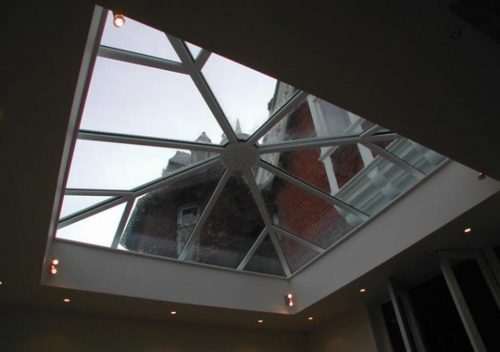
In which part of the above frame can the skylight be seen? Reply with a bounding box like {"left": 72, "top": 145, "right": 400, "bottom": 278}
{"left": 54, "top": 11, "right": 446, "bottom": 278}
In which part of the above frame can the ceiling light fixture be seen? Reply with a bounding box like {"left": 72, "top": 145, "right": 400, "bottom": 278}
{"left": 170, "top": 311, "right": 177, "bottom": 315}
{"left": 359, "top": 288, "right": 367, "bottom": 293}
{"left": 63, "top": 298, "right": 71, "bottom": 303}
{"left": 112, "top": 11, "right": 126, "bottom": 28}
{"left": 257, "top": 319, "right": 264, "bottom": 323}
{"left": 285, "top": 293, "right": 294, "bottom": 307}
{"left": 49, "top": 258, "right": 60, "bottom": 275}
{"left": 478, "top": 172, "right": 486, "bottom": 180}
{"left": 307, "top": 316, "right": 314, "bottom": 321}
{"left": 464, "top": 227, "right": 472, "bottom": 233}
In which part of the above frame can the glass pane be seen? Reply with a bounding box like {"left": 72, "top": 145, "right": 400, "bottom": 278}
{"left": 186, "top": 42, "right": 202, "bottom": 59}
{"left": 244, "top": 234, "right": 285, "bottom": 276}
{"left": 66, "top": 140, "right": 215, "bottom": 190}
{"left": 260, "top": 97, "right": 372, "bottom": 144}
{"left": 277, "top": 233, "right": 319, "bottom": 273}
{"left": 255, "top": 167, "right": 360, "bottom": 248}
{"left": 101, "top": 11, "right": 180, "bottom": 62}
{"left": 59, "top": 195, "right": 111, "bottom": 219}
{"left": 80, "top": 57, "right": 224, "bottom": 143}
{"left": 386, "top": 139, "right": 446, "bottom": 174}
{"left": 56, "top": 202, "right": 126, "bottom": 247}
{"left": 185, "top": 175, "right": 265, "bottom": 268}
{"left": 202, "top": 54, "right": 294, "bottom": 137}
{"left": 119, "top": 166, "right": 224, "bottom": 259}
{"left": 336, "top": 156, "right": 419, "bottom": 216}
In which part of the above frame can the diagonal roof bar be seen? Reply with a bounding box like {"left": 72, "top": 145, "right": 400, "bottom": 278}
{"left": 243, "top": 169, "right": 292, "bottom": 276}
{"left": 248, "top": 90, "right": 309, "bottom": 144}
{"left": 111, "top": 196, "right": 135, "bottom": 249}
{"left": 178, "top": 169, "right": 231, "bottom": 260}
{"left": 167, "top": 35, "right": 238, "bottom": 143}
{"left": 65, "top": 188, "right": 132, "bottom": 197}
{"left": 58, "top": 196, "right": 127, "bottom": 229}
{"left": 361, "top": 141, "right": 425, "bottom": 179}
{"left": 78, "top": 130, "right": 224, "bottom": 152}
{"left": 259, "top": 135, "right": 362, "bottom": 154}
{"left": 273, "top": 226, "right": 325, "bottom": 254}
{"left": 236, "top": 228, "right": 268, "bottom": 270}
{"left": 98, "top": 45, "right": 187, "bottom": 74}
{"left": 258, "top": 160, "right": 370, "bottom": 221}
{"left": 359, "top": 124, "right": 383, "bottom": 139}
{"left": 134, "top": 157, "right": 221, "bottom": 196}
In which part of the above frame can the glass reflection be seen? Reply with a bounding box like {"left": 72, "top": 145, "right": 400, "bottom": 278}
{"left": 244, "top": 234, "right": 285, "bottom": 276}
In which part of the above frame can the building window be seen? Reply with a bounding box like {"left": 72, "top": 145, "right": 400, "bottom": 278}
{"left": 177, "top": 204, "right": 199, "bottom": 255}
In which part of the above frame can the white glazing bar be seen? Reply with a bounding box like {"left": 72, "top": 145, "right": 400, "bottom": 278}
{"left": 236, "top": 228, "right": 268, "bottom": 270}
{"left": 134, "top": 157, "right": 221, "bottom": 196}
{"left": 167, "top": 35, "right": 238, "bottom": 143}
{"left": 243, "top": 169, "right": 292, "bottom": 276}
{"left": 359, "top": 124, "right": 383, "bottom": 139}
{"left": 177, "top": 169, "right": 231, "bottom": 260}
{"left": 65, "top": 188, "right": 132, "bottom": 197}
{"left": 439, "top": 253, "right": 487, "bottom": 352}
{"left": 361, "top": 141, "right": 425, "bottom": 179}
{"left": 58, "top": 196, "right": 127, "bottom": 229}
{"left": 273, "top": 226, "right": 325, "bottom": 254}
{"left": 78, "top": 130, "right": 224, "bottom": 152}
{"left": 111, "top": 196, "right": 135, "bottom": 249}
{"left": 483, "top": 247, "right": 500, "bottom": 288}
{"left": 98, "top": 45, "right": 187, "bottom": 74}
{"left": 475, "top": 252, "right": 500, "bottom": 308}
{"left": 248, "top": 90, "right": 309, "bottom": 144}
{"left": 258, "top": 160, "right": 369, "bottom": 221}
{"left": 195, "top": 49, "right": 211, "bottom": 69}
{"left": 259, "top": 135, "right": 362, "bottom": 154}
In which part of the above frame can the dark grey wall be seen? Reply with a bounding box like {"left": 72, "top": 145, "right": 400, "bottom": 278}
{"left": 0, "top": 306, "right": 307, "bottom": 352}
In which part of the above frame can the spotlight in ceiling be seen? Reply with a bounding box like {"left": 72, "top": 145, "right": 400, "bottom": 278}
{"left": 0, "top": 281, "right": 3, "bottom": 286}
{"left": 112, "top": 11, "right": 126, "bottom": 28}
{"left": 478, "top": 172, "right": 486, "bottom": 180}
{"left": 170, "top": 311, "right": 177, "bottom": 315}
{"left": 63, "top": 298, "right": 71, "bottom": 303}
{"left": 307, "top": 316, "right": 314, "bottom": 321}
{"left": 285, "top": 293, "right": 294, "bottom": 307}
{"left": 257, "top": 319, "right": 264, "bottom": 324}
{"left": 464, "top": 227, "right": 472, "bottom": 234}
{"left": 359, "top": 288, "right": 367, "bottom": 293}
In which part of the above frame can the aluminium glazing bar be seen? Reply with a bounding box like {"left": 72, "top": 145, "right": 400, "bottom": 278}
{"left": 134, "top": 157, "right": 221, "bottom": 196}
{"left": 111, "top": 196, "right": 134, "bottom": 249}
{"left": 98, "top": 45, "right": 187, "bottom": 74}
{"left": 195, "top": 49, "right": 211, "bottom": 69}
{"left": 78, "top": 130, "right": 224, "bottom": 152}
{"left": 58, "top": 196, "right": 127, "bottom": 229}
{"left": 177, "top": 169, "right": 231, "bottom": 260}
{"left": 359, "top": 124, "right": 383, "bottom": 139}
{"left": 387, "top": 278, "right": 416, "bottom": 352}
{"left": 361, "top": 141, "right": 425, "bottom": 179}
{"left": 248, "top": 90, "right": 309, "bottom": 144}
{"left": 258, "top": 160, "right": 369, "bottom": 221}
{"left": 167, "top": 35, "right": 238, "bottom": 143}
{"left": 368, "top": 132, "right": 399, "bottom": 142}
{"left": 243, "top": 169, "right": 292, "bottom": 276}
{"left": 236, "top": 228, "right": 268, "bottom": 270}
{"left": 273, "top": 226, "right": 325, "bottom": 254}
{"left": 65, "top": 188, "right": 132, "bottom": 197}
{"left": 259, "top": 135, "right": 362, "bottom": 154}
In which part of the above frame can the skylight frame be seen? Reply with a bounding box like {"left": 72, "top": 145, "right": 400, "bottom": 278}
{"left": 49, "top": 7, "right": 448, "bottom": 279}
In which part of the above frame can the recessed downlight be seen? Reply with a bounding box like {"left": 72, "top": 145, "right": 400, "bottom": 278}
{"left": 307, "top": 316, "right": 314, "bottom": 321}
{"left": 63, "top": 298, "right": 71, "bottom": 303}
{"left": 359, "top": 288, "right": 367, "bottom": 293}
{"left": 257, "top": 319, "right": 264, "bottom": 323}
{"left": 170, "top": 311, "right": 177, "bottom": 315}
{"left": 464, "top": 227, "right": 472, "bottom": 234}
